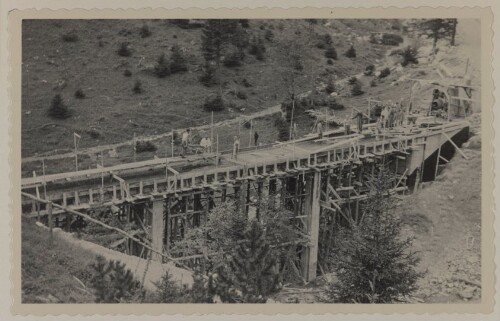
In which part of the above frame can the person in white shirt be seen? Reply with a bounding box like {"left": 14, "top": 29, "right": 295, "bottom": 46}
{"left": 232, "top": 136, "right": 240, "bottom": 160}
{"left": 181, "top": 129, "right": 190, "bottom": 157}
{"left": 200, "top": 135, "right": 211, "bottom": 154}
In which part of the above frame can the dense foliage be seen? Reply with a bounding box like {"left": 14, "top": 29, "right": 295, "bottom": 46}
{"left": 327, "top": 166, "right": 423, "bottom": 303}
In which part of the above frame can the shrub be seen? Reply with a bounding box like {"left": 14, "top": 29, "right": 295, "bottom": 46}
{"left": 88, "top": 128, "right": 101, "bottom": 139}
{"left": 326, "top": 59, "right": 333, "bottom": 65}
{"left": 274, "top": 116, "right": 290, "bottom": 141}
{"left": 74, "top": 89, "right": 85, "bottom": 99}
{"left": 364, "top": 64, "right": 375, "bottom": 76}
{"left": 48, "top": 94, "right": 70, "bottom": 119}
{"left": 203, "top": 95, "right": 225, "bottom": 112}
{"left": 169, "top": 45, "right": 188, "bottom": 73}
{"left": 401, "top": 46, "right": 419, "bottom": 67}
{"left": 135, "top": 140, "right": 157, "bottom": 153}
{"left": 211, "top": 221, "right": 280, "bottom": 303}
{"left": 123, "top": 69, "right": 132, "bottom": 77}
{"left": 242, "top": 78, "right": 252, "bottom": 88}
{"left": 325, "top": 78, "right": 335, "bottom": 94}
{"left": 327, "top": 167, "right": 423, "bottom": 303}
{"left": 199, "top": 63, "right": 217, "bottom": 87}
{"left": 264, "top": 29, "right": 274, "bottom": 42}
{"left": 381, "top": 33, "right": 404, "bottom": 46}
{"left": 327, "top": 98, "right": 345, "bottom": 110}
{"left": 152, "top": 271, "right": 184, "bottom": 303}
{"left": 223, "top": 51, "right": 243, "bottom": 68}
{"left": 139, "top": 24, "right": 152, "bottom": 38}
{"left": 348, "top": 76, "right": 358, "bottom": 85}
{"left": 370, "top": 78, "right": 377, "bottom": 87}
{"left": 98, "top": 40, "right": 105, "bottom": 47}
{"left": 379, "top": 67, "right": 391, "bottom": 79}
{"left": 345, "top": 45, "right": 356, "bottom": 58}
{"left": 61, "top": 32, "right": 79, "bottom": 42}
{"left": 292, "top": 55, "right": 304, "bottom": 71}
{"left": 351, "top": 82, "right": 364, "bottom": 96}
{"left": 389, "top": 48, "right": 404, "bottom": 56}
{"left": 88, "top": 256, "right": 143, "bottom": 303}
{"left": 117, "top": 42, "right": 132, "bottom": 57}
{"left": 249, "top": 37, "right": 266, "bottom": 61}
{"left": 369, "top": 33, "right": 378, "bottom": 44}
{"left": 133, "top": 80, "right": 143, "bottom": 94}
{"left": 324, "top": 46, "right": 338, "bottom": 60}
{"left": 154, "top": 54, "right": 171, "bottom": 78}
{"left": 236, "top": 91, "right": 247, "bottom": 100}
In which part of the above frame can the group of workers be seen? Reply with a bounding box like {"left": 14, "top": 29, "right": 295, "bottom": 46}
{"left": 180, "top": 128, "right": 260, "bottom": 160}
{"left": 378, "top": 101, "right": 407, "bottom": 129}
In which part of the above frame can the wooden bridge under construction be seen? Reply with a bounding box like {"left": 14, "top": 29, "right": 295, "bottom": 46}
{"left": 21, "top": 116, "right": 470, "bottom": 282}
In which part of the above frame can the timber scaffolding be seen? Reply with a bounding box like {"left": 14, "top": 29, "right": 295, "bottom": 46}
{"left": 21, "top": 117, "right": 470, "bottom": 282}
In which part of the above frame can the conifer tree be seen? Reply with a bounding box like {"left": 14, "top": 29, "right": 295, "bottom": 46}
{"left": 154, "top": 53, "right": 170, "bottom": 78}
{"left": 88, "top": 256, "right": 143, "bottom": 303}
{"left": 328, "top": 165, "right": 423, "bottom": 303}
{"left": 169, "top": 45, "right": 188, "bottom": 74}
{"left": 212, "top": 220, "right": 279, "bottom": 303}
{"left": 411, "top": 19, "right": 458, "bottom": 53}
{"left": 48, "top": 94, "right": 70, "bottom": 119}
{"left": 345, "top": 45, "right": 357, "bottom": 58}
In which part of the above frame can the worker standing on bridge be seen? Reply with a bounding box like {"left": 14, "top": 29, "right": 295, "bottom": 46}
{"left": 233, "top": 135, "right": 240, "bottom": 160}
{"left": 200, "top": 135, "right": 211, "bottom": 154}
{"left": 181, "top": 128, "right": 191, "bottom": 157}
{"left": 317, "top": 121, "right": 323, "bottom": 140}
{"left": 293, "top": 122, "right": 298, "bottom": 140}
{"left": 254, "top": 131, "right": 259, "bottom": 146}
{"left": 380, "top": 105, "right": 390, "bottom": 129}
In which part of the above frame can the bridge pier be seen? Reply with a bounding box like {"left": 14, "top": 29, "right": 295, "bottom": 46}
{"left": 302, "top": 171, "right": 321, "bottom": 282}
{"left": 151, "top": 197, "right": 165, "bottom": 261}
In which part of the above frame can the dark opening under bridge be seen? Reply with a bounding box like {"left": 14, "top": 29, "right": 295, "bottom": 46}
{"left": 21, "top": 117, "right": 470, "bottom": 282}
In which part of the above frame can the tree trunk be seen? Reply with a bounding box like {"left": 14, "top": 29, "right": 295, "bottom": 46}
{"left": 450, "top": 19, "right": 457, "bottom": 46}
{"left": 432, "top": 34, "right": 438, "bottom": 55}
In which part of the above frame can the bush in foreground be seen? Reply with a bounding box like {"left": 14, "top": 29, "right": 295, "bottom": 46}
{"left": 88, "top": 256, "right": 144, "bottom": 303}
{"left": 327, "top": 167, "right": 423, "bottom": 303}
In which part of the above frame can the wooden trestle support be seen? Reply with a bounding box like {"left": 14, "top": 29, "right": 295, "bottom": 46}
{"left": 22, "top": 121, "right": 469, "bottom": 282}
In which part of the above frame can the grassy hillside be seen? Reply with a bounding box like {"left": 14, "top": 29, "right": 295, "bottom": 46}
{"left": 21, "top": 217, "right": 96, "bottom": 303}
{"left": 22, "top": 19, "right": 397, "bottom": 157}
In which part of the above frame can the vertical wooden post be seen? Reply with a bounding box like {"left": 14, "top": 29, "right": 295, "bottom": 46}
{"left": 47, "top": 201, "right": 53, "bottom": 241}
{"left": 435, "top": 132, "right": 443, "bottom": 179}
{"left": 151, "top": 198, "right": 165, "bottom": 262}
{"left": 302, "top": 171, "right": 321, "bottom": 282}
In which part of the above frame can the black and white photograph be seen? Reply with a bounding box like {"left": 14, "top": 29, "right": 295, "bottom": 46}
{"left": 18, "top": 16, "right": 486, "bottom": 307}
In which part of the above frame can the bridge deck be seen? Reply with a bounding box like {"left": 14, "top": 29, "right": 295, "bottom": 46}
{"left": 21, "top": 118, "right": 469, "bottom": 208}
